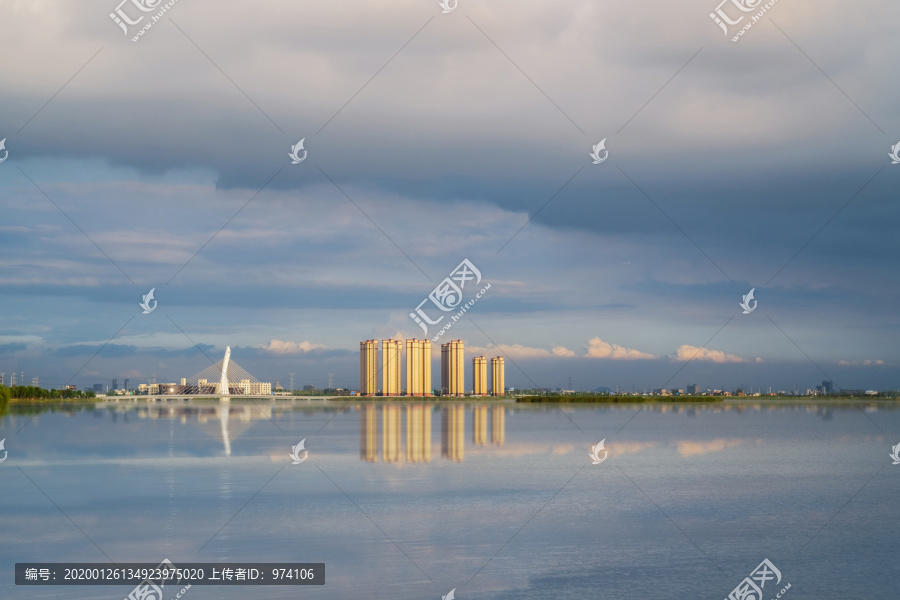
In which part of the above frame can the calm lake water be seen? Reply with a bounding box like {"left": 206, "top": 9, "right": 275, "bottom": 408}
{"left": 1, "top": 400, "right": 898, "bottom": 600}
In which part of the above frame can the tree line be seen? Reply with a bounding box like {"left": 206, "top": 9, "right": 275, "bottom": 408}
{"left": 0, "top": 385, "right": 96, "bottom": 401}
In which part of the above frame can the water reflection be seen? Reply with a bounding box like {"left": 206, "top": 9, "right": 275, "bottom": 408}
{"left": 360, "top": 403, "right": 505, "bottom": 464}
{"left": 5, "top": 399, "right": 892, "bottom": 465}
{"left": 441, "top": 404, "right": 465, "bottom": 462}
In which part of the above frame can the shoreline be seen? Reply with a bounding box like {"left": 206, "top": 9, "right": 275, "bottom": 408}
{"left": 4, "top": 395, "right": 897, "bottom": 406}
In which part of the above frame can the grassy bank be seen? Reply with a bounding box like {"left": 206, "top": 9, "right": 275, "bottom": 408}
{"left": 516, "top": 395, "right": 722, "bottom": 403}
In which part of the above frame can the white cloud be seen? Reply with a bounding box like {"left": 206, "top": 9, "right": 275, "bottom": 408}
{"left": 257, "top": 339, "right": 327, "bottom": 355}
{"left": 585, "top": 337, "right": 656, "bottom": 360}
{"left": 552, "top": 345, "right": 575, "bottom": 357}
{"left": 673, "top": 345, "right": 760, "bottom": 364}
{"left": 838, "top": 359, "right": 885, "bottom": 366}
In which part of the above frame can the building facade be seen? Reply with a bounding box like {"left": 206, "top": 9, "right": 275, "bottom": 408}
{"left": 381, "top": 339, "right": 402, "bottom": 396}
{"left": 360, "top": 339, "right": 378, "bottom": 396}
{"left": 473, "top": 356, "right": 487, "bottom": 396}
{"left": 490, "top": 356, "right": 505, "bottom": 396}
{"left": 405, "top": 338, "right": 432, "bottom": 396}
{"left": 441, "top": 340, "right": 465, "bottom": 397}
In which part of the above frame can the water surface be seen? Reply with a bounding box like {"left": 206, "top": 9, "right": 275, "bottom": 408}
{"left": 1, "top": 400, "right": 897, "bottom": 599}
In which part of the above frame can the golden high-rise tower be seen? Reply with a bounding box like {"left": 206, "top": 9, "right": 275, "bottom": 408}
{"left": 473, "top": 356, "right": 487, "bottom": 396}
{"left": 381, "top": 339, "right": 402, "bottom": 396}
{"left": 441, "top": 339, "right": 464, "bottom": 397}
{"left": 405, "top": 338, "right": 432, "bottom": 397}
{"left": 490, "top": 356, "right": 505, "bottom": 396}
{"left": 359, "top": 340, "right": 378, "bottom": 396}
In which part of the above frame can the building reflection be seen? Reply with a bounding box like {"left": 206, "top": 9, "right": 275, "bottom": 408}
{"left": 473, "top": 404, "right": 487, "bottom": 446}
{"left": 99, "top": 400, "right": 506, "bottom": 463}
{"left": 358, "top": 403, "right": 506, "bottom": 464}
{"left": 136, "top": 401, "right": 281, "bottom": 456}
{"left": 360, "top": 404, "right": 378, "bottom": 462}
{"left": 383, "top": 404, "right": 401, "bottom": 463}
{"left": 491, "top": 405, "right": 504, "bottom": 445}
{"left": 406, "top": 404, "right": 432, "bottom": 463}
{"left": 441, "top": 404, "right": 465, "bottom": 462}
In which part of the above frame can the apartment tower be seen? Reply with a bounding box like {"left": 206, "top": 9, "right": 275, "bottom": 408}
{"left": 441, "top": 340, "right": 465, "bottom": 397}
{"left": 405, "top": 338, "right": 432, "bottom": 397}
{"left": 359, "top": 339, "right": 378, "bottom": 396}
{"left": 381, "top": 339, "right": 402, "bottom": 396}
{"left": 473, "top": 356, "right": 488, "bottom": 396}
{"left": 490, "top": 356, "right": 505, "bottom": 396}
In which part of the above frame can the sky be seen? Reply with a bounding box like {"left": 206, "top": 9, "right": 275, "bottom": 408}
{"left": 0, "top": 0, "right": 898, "bottom": 393}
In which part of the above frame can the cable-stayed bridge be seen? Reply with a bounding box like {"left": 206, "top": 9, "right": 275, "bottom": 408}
{"left": 148, "top": 346, "right": 272, "bottom": 399}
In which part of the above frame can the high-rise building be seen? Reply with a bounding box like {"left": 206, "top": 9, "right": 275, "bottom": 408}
{"left": 359, "top": 340, "right": 378, "bottom": 396}
{"left": 473, "top": 356, "right": 487, "bottom": 396}
{"left": 381, "top": 339, "right": 402, "bottom": 396}
{"left": 490, "top": 356, "right": 505, "bottom": 396}
{"left": 822, "top": 380, "right": 834, "bottom": 394}
{"left": 405, "top": 338, "right": 432, "bottom": 397}
{"left": 124, "top": 378, "right": 129, "bottom": 392}
{"left": 112, "top": 378, "right": 118, "bottom": 391}
{"left": 441, "top": 340, "right": 465, "bottom": 396}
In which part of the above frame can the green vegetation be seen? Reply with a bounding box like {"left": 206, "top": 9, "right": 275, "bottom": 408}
{"left": 0, "top": 384, "right": 96, "bottom": 402}
{"left": 292, "top": 389, "right": 352, "bottom": 397}
{"left": 516, "top": 395, "right": 723, "bottom": 403}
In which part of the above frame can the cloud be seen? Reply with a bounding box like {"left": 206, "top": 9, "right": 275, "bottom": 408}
{"left": 673, "top": 345, "right": 760, "bottom": 364}
{"left": 53, "top": 343, "right": 138, "bottom": 358}
{"left": 0, "top": 342, "right": 27, "bottom": 354}
{"left": 256, "top": 339, "right": 327, "bottom": 355}
{"left": 551, "top": 345, "right": 575, "bottom": 357}
{"left": 585, "top": 337, "right": 656, "bottom": 360}
{"left": 838, "top": 359, "right": 885, "bottom": 366}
